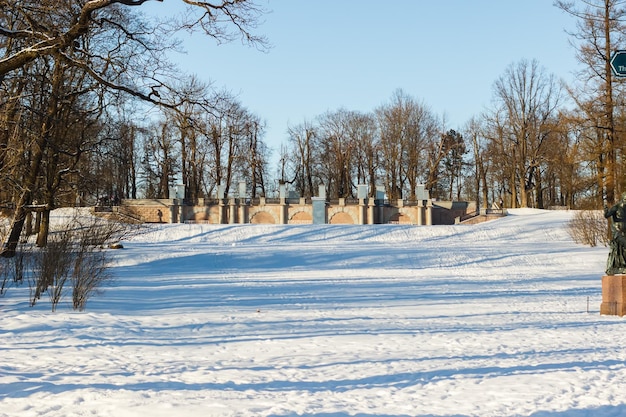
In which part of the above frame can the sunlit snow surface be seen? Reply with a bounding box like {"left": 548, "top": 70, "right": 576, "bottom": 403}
{"left": 2, "top": 208, "right": 625, "bottom": 417}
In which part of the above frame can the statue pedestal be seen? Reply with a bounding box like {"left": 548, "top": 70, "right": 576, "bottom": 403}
{"left": 601, "top": 275, "right": 626, "bottom": 316}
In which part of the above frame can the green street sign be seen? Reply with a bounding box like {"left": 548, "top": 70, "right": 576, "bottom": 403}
{"left": 611, "top": 50, "right": 626, "bottom": 77}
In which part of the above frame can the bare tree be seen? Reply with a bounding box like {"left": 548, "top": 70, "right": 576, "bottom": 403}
{"left": 346, "top": 111, "right": 379, "bottom": 198}
{"left": 440, "top": 129, "right": 468, "bottom": 200}
{"left": 241, "top": 116, "right": 269, "bottom": 199}
{"left": 199, "top": 93, "right": 263, "bottom": 198}
{"left": 465, "top": 117, "right": 490, "bottom": 210}
{"left": 0, "top": 0, "right": 267, "bottom": 81}
{"left": 284, "top": 111, "right": 377, "bottom": 200}
{"left": 489, "top": 59, "right": 564, "bottom": 208}
{"left": 2, "top": 52, "right": 69, "bottom": 256}
{"left": 141, "top": 122, "right": 179, "bottom": 198}
{"left": 286, "top": 121, "right": 319, "bottom": 199}
{"left": 0, "top": 0, "right": 267, "bottom": 257}
{"left": 317, "top": 109, "right": 357, "bottom": 199}
{"left": 376, "top": 90, "right": 437, "bottom": 200}
{"left": 555, "top": 0, "right": 626, "bottom": 206}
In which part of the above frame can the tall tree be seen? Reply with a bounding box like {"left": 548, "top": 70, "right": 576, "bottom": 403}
{"left": 490, "top": 59, "right": 563, "bottom": 208}
{"left": 555, "top": 0, "right": 626, "bottom": 206}
{"left": 141, "top": 121, "right": 179, "bottom": 199}
{"left": 376, "top": 89, "right": 437, "bottom": 200}
{"left": 440, "top": 129, "right": 468, "bottom": 200}
{"left": 346, "top": 111, "right": 379, "bottom": 198}
{"left": 317, "top": 109, "right": 357, "bottom": 199}
{"left": 165, "top": 76, "right": 213, "bottom": 202}
{"left": 286, "top": 121, "right": 319, "bottom": 199}
{"left": 465, "top": 117, "right": 490, "bottom": 210}
{"left": 1, "top": 52, "right": 67, "bottom": 255}
{"left": 241, "top": 116, "right": 269, "bottom": 199}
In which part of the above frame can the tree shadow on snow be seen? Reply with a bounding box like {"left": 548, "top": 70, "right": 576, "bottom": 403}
{"left": 267, "top": 413, "right": 468, "bottom": 417}
{"left": 268, "top": 405, "right": 626, "bottom": 417}
{"left": 526, "top": 404, "right": 626, "bottom": 417}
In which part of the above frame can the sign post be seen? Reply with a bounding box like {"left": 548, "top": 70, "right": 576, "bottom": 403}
{"left": 610, "top": 50, "right": 626, "bottom": 76}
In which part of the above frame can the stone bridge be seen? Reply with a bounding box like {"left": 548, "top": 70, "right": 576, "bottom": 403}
{"left": 113, "top": 197, "right": 471, "bottom": 226}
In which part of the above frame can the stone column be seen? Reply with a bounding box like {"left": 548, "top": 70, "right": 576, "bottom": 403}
{"left": 229, "top": 198, "right": 236, "bottom": 224}
{"left": 359, "top": 199, "right": 366, "bottom": 225}
{"left": 178, "top": 200, "right": 186, "bottom": 223}
{"left": 280, "top": 202, "right": 287, "bottom": 224}
{"left": 417, "top": 200, "right": 424, "bottom": 225}
{"left": 238, "top": 181, "right": 247, "bottom": 224}
{"left": 239, "top": 200, "right": 248, "bottom": 224}
{"left": 378, "top": 204, "right": 385, "bottom": 224}
{"left": 169, "top": 199, "right": 178, "bottom": 224}
{"left": 218, "top": 200, "right": 225, "bottom": 224}
{"left": 312, "top": 197, "right": 326, "bottom": 224}
{"left": 313, "top": 184, "right": 327, "bottom": 224}
{"left": 217, "top": 184, "right": 226, "bottom": 224}
{"left": 279, "top": 183, "right": 287, "bottom": 224}
{"left": 356, "top": 185, "right": 369, "bottom": 225}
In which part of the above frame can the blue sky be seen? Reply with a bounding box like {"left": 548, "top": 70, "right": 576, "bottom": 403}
{"left": 142, "top": 1, "right": 579, "bottom": 160}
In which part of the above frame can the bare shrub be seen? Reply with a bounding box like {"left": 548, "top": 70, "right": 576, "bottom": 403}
{"left": 30, "top": 229, "right": 74, "bottom": 311}
{"left": 73, "top": 214, "right": 139, "bottom": 247}
{"left": 0, "top": 258, "right": 8, "bottom": 295}
{"left": 70, "top": 219, "right": 114, "bottom": 311}
{"left": 29, "top": 212, "right": 118, "bottom": 311}
{"left": 13, "top": 247, "right": 27, "bottom": 285}
{"left": 566, "top": 210, "right": 609, "bottom": 247}
{"left": 1, "top": 244, "right": 30, "bottom": 296}
{"left": 71, "top": 249, "right": 111, "bottom": 311}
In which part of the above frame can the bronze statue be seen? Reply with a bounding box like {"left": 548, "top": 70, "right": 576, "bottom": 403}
{"left": 605, "top": 193, "right": 626, "bottom": 275}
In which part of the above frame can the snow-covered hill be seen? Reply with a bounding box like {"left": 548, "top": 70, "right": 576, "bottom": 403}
{"left": 2, "top": 208, "right": 624, "bottom": 417}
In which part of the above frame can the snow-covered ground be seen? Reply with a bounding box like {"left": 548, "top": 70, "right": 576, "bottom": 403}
{"left": 1, "top": 208, "right": 624, "bottom": 417}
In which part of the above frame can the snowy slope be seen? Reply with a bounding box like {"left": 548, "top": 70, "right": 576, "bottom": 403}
{"left": 1, "top": 208, "right": 625, "bottom": 417}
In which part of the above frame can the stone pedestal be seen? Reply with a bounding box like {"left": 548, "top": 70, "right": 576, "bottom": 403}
{"left": 601, "top": 275, "right": 626, "bottom": 316}
{"left": 312, "top": 197, "right": 326, "bottom": 224}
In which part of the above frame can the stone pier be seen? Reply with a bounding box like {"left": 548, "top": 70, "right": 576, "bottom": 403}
{"left": 601, "top": 275, "right": 626, "bottom": 316}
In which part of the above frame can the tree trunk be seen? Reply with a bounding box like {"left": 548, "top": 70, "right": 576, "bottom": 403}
{"left": 603, "top": 0, "right": 616, "bottom": 205}
{"left": 25, "top": 212, "right": 33, "bottom": 236}
{"left": 510, "top": 170, "right": 518, "bottom": 208}
{"left": 36, "top": 210, "right": 51, "bottom": 248}
{"left": 481, "top": 171, "right": 489, "bottom": 210}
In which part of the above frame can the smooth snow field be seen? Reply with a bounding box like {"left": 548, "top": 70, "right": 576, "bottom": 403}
{"left": 1, "top": 208, "right": 625, "bottom": 417}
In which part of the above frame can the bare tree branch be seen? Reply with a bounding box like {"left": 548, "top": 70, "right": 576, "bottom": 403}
{"left": 0, "top": 0, "right": 267, "bottom": 79}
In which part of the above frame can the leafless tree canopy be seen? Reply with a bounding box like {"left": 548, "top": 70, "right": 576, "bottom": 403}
{"left": 0, "top": 0, "right": 267, "bottom": 257}
{"left": 0, "top": 0, "right": 267, "bottom": 84}
{"left": 2, "top": 1, "right": 626, "bottom": 262}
